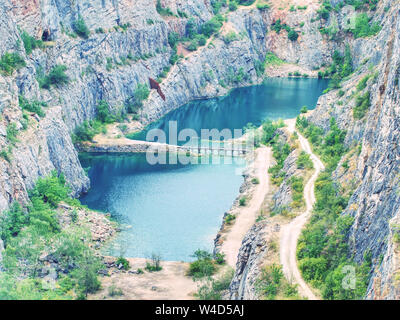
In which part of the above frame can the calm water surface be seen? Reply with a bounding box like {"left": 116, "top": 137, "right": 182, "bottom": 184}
{"left": 80, "top": 78, "right": 328, "bottom": 261}
{"left": 130, "top": 78, "right": 329, "bottom": 142}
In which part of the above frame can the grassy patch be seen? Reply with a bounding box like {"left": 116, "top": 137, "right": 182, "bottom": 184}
{"left": 21, "top": 31, "right": 44, "bottom": 55}
{"left": 19, "top": 95, "right": 47, "bottom": 118}
{"left": 37, "top": 65, "right": 69, "bottom": 89}
{"left": 256, "top": 264, "right": 300, "bottom": 300}
{"left": 0, "top": 52, "right": 26, "bottom": 75}
{"left": 297, "top": 151, "right": 314, "bottom": 170}
{"left": 195, "top": 268, "right": 234, "bottom": 300}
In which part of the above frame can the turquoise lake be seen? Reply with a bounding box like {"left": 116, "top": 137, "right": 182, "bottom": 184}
{"left": 79, "top": 78, "right": 328, "bottom": 261}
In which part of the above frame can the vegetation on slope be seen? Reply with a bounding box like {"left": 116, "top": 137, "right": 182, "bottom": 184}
{"left": 0, "top": 52, "right": 25, "bottom": 76}
{"left": 37, "top": 65, "right": 69, "bottom": 89}
{"left": 295, "top": 117, "right": 371, "bottom": 299}
{"left": 256, "top": 264, "right": 300, "bottom": 300}
{"left": 319, "top": 46, "right": 353, "bottom": 92}
{"left": 0, "top": 171, "right": 105, "bottom": 300}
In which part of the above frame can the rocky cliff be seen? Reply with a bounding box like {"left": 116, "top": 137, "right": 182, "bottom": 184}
{"left": 229, "top": 0, "right": 400, "bottom": 300}
{"left": 0, "top": 0, "right": 333, "bottom": 213}
{"left": 306, "top": 0, "right": 400, "bottom": 299}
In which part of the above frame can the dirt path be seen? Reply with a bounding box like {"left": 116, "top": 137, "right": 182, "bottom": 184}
{"left": 280, "top": 118, "right": 325, "bottom": 300}
{"left": 220, "top": 146, "right": 273, "bottom": 267}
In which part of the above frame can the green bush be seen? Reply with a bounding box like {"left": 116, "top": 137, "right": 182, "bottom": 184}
{"left": 261, "top": 118, "right": 284, "bottom": 144}
{"left": 145, "top": 254, "right": 162, "bottom": 272}
{"left": 229, "top": 0, "right": 238, "bottom": 11}
{"left": 127, "top": 83, "right": 150, "bottom": 113}
{"left": 254, "top": 59, "right": 265, "bottom": 77}
{"left": 21, "top": 31, "right": 44, "bottom": 55}
{"left": 29, "top": 171, "right": 70, "bottom": 208}
{"left": 297, "top": 151, "right": 314, "bottom": 169}
{"left": 186, "top": 18, "right": 197, "bottom": 39}
{"left": 108, "top": 284, "right": 123, "bottom": 297}
{"left": 72, "top": 15, "right": 90, "bottom": 39}
{"left": 264, "top": 52, "right": 284, "bottom": 67}
{"left": 0, "top": 202, "right": 27, "bottom": 244}
{"left": 211, "top": 0, "right": 227, "bottom": 14}
{"left": 290, "top": 176, "right": 304, "bottom": 208}
{"left": 168, "top": 32, "right": 180, "bottom": 48}
{"left": 19, "top": 95, "right": 47, "bottom": 118}
{"left": 96, "top": 100, "right": 116, "bottom": 124}
{"left": 196, "top": 34, "right": 207, "bottom": 46}
{"left": 195, "top": 269, "right": 234, "bottom": 300}
{"left": 257, "top": 3, "right": 270, "bottom": 10}
{"left": 320, "top": 46, "right": 353, "bottom": 91}
{"left": 38, "top": 65, "right": 69, "bottom": 89}
{"left": 215, "top": 252, "right": 225, "bottom": 265}
{"left": 317, "top": 0, "right": 332, "bottom": 20}
{"left": 0, "top": 52, "right": 26, "bottom": 75}
{"left": 223, "top": 31, "right": 239, "bottom": 44}
{"left": 299, "top": 257, "right": 327, "bottom": 282}
{"left": 187, "top": 40, "right": 198, "bottom": 51}
{"left": 251, "top": 177, "right": 260, "bottom": 184}
{"left": 353, "top": 91, "right": 370, "bottom": 120}
{"left": 256, "top": 264, "right": 284, "bottom": 300}
{"left": 6, "top": 123, "right": 19, "bottom": 144}
{"left": 271, "top": 19, "right": 284, "bottom": 33}
{"left": 356, "top": 74, "right": 371, "bottom": 91}
{"left": 189, "top": 250, "right": 216, "bottom": 279}
{"left": 156, "top": 0, "right": 174, "bottom": 16}
{"left": 239, "top": 197, "right": 247, "bottom": 206}
{"left": 225, "top": 213, "right": 236, "bottom": 225}
{"left": 201, "top": 15, "right": 224, "bottom": 38}
{"left": 73, "top": 116, "right": 111, "bottom": 143}
{"left": 72, "top": 251, "right": 102, "bottom": 298}
{"left": 116, "top": 257, "right": 130, "bottom": 270}
{"left": 0, "top": 147, "right": 12, "bottom": 163}
{"left": 352, "top": 13, "right": 381, "bottom": 39}
{"left": 300, "top": 106, "right": 308, "bottom": 114}
{"left": 189, "top": 258, "right": 216, "bottom": 279}
{"left": 288, "top": 30, "right": 299, "bottom": 41}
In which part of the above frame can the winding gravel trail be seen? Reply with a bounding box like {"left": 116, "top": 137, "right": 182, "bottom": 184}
{"left": 280, "top": 119, "right": 325, "bottom": 300}
{"left": 221, "top": 146, "right": 273, "bottom": 267}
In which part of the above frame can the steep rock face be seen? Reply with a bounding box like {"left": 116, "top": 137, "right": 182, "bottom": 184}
{"left": 229, "top": 222, "right": 269, "bottom": 300}
{"left": 0, "top": 2, "right": 91, "bottom": 211}
{"left": 0, "top": 104, "right": 89, "bottom": 211}
{"left": 1, "top": 0, "right": 336, "bottom": 216}
{"left": 265, "top": 5, "right": 335, "bottom": 70}
{"left": 271, "top": 150, "right": 297, "bottom": 212}
{"left": 141, "top": 8, "right": 269, "bottom": 124}
{"left": 305, "top": 0, "right": 400, "bottom": 299}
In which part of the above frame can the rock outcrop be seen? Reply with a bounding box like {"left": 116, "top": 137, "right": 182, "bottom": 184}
{"left": 302, "top": 0, "right": 400, "bottom": 299}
